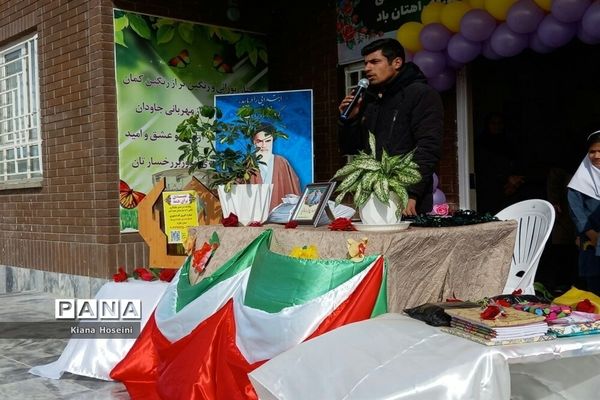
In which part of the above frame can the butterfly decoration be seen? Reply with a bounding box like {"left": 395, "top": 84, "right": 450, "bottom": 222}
{"left": 119, "top": 180, "right": 146, "bottom": 209}
{"left": 213, "top": 53, "right": 233, "bottom": 73}
{"left": 168, "top": 49, "right": 190, "bottom": 68}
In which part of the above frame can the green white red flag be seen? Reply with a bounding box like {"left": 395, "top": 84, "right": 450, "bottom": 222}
{"left": 110, "top": 229, "right": 387, "bottom": 399}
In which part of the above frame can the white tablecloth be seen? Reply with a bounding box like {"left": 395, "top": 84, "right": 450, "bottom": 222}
{"left": 29, "top": 280, "right": 169, "bottom": 380}
{"left": 249, "top": 314, "right": 600, "bottom": 400}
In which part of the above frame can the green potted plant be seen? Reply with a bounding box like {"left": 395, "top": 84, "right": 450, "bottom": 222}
{"left": 176, "top": 104, "right": 287, "bottom": 225}
{"left": 332, "top": 132, "right": 421, "bottom": 224}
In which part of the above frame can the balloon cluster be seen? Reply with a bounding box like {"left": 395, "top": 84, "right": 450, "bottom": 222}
{"left": 396, "top": 0, "right": 600, "bottom": 92}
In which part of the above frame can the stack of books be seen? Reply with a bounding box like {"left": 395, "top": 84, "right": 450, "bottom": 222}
{"left": 442, "top": 307, "right": 552, "bottom": 346}
{"left": 547, "top": 311, "right": 600, "bottom": 337}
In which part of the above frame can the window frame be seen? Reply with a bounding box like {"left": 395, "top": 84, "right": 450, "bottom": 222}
{"left": 0, "top": 33, "right": 42, "bottom": 190}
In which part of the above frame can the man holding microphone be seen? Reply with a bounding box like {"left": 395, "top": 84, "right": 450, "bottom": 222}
{"left": 338, "top": 38, "right": 444, "bottom": 216}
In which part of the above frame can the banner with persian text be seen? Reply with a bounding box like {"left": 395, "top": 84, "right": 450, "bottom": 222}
{"left": 113, "top": 9, "right": 268, "bottom": 231}
{"left": 336, "top": 0, "right": 437, "bottom": 65}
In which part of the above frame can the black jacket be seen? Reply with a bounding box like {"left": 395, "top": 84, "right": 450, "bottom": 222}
{"left": 339, "top": 62, "right": 444, "bottom": 214}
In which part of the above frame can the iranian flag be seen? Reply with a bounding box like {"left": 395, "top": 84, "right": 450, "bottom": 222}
{"left": 110, "top": 230, "right": 387, "bottom": 399}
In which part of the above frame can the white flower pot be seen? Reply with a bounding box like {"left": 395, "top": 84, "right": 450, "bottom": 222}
{"left": 359, "top": 193, "right": 402, "bottom": 225}
{"left": 217, "top": 184, "right": 273, "bottom": 226}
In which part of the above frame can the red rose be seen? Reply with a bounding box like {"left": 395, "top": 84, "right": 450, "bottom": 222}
{"left": 480, "top": 305, "right": 503, "bottom": 320}
{"left": 113, "top": 267, "right": 128, "bottom": 282}
{"left": 511, "top": 289, "right": 523, "bottom": 296}
{"left": 328, "top": 217, "right": 356, "bottom": 231}
{"left": 222, "top": 213, "right": 239, "bottom": 227}
{"left": 159, "top": 268, "right": 177, "bottom": 282}
{"left": 285, "top": 220, "right": 298, "bottom": 229}
{"left": 134, "top": 267, "right": 154, "bottom": 281}
{"left": 248, "top": 221, "right": 263, "bottom": 227}
{"left": 496, "top": 298, "right": 512, "bottom": 307}
{"left": 432, "top": 203, "right": 449, "bottom": 216}
{"left": 576, "top": 299, "right": 596, "bottom": 313}
{"left": 341, "top": 25, "right": 356, "bottom": 43}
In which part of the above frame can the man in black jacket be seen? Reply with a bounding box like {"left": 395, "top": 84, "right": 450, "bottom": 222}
{"left": 338, "top": 38, "right": 444, "bottom": 216}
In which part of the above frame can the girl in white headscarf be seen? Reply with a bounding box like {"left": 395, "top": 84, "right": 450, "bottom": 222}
{"left": 567, "top": 130, "right": 600, "bottom": 295}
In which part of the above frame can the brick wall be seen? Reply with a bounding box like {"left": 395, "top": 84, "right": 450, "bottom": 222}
{"left": 0, "top": 0, "right": 149, "bottom": 279}
{"left": 267, "top": 3, "right": 343, "bottom": 182}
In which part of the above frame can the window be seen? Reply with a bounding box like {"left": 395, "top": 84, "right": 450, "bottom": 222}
{"left": 344, "top": 61, "right": 366, "bottom": 95}
{"left": 342, "top": 62, "right": 366, "bottom": 159}
{"left": 0, "top": 34, "right": 42, "bottom": 186}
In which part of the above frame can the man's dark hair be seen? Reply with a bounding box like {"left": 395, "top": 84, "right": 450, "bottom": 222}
{"left": 361, "top": 38, "right": 405, "bottom": 63}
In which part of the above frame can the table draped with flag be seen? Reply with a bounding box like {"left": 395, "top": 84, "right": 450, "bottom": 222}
{"left": 189, "top": 220, "right": 517, "bottom": 312}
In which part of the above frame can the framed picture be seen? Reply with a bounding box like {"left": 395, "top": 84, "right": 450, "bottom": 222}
{"left": 290, "top": 182, "right": 336, "bottom": 227}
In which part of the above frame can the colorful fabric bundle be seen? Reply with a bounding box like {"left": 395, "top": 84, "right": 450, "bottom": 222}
{"left": 512, "top": 302, "right": 571, "bottom": 321}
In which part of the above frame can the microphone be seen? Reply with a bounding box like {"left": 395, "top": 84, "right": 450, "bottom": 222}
{"left": 340, "top": 78, "right": 369, "bottom": 120}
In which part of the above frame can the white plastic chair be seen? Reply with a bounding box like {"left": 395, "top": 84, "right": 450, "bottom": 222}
{"left": 495, "top": 199, "right": 555, "bottom": 295}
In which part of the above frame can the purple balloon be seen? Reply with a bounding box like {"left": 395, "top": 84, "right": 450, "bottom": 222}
{"left": 420, "top": 23, "right": 452, "bottom": 52}
{"left": 445, "top": 53, "right": 465, "bottom": 69}
{"left": 447, "top": 34, "right": 481, "bottom": 63}
{"left": 490, "top": 23, "right": 529, "bottom": 57}
{"left": 582, "top": 1, "right": 600, "bottom": 39}
{"left": 551, "top": 0, "right": 591, "bottom": 23}
{"left": 428, "top": 69, "right": 456, "bottom": 92}
{"left": 507, "top": 0, "right": 545, "bottom": 34}
{"left": 460, "top": 9, "right": 497, "bottom": 42}
{"left": 481, "top": 39, "right": 503, "bottom": 59}
{"left": 433, "top": 188, "right": 447, "bottom": 205}
{"left": 537, "top": 14, "right": 578, "bottom": 48}
{"left": 578, "top": 22, "right": 600, "bottom": 44}
{"left": 529, "top": 32, "right": 556, "bottom": 53}
{"left": 413, "top": 50, "right": 446, "bottom": 78}
{"left": 405, "top": 51, "right": 414, "bottom": 62}
{"left": 432, "top": 173, "right": 439, "bottom": 192}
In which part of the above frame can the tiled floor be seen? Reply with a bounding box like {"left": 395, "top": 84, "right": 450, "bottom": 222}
{"left": 0, "top": 292, "right": 129, "bottom": 399}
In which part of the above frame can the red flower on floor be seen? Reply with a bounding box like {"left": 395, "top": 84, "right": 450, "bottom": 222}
{"left": 134, "top": 267, "right": 154, "bottom": 281}
{"left": 222, "top": 213, "right": 239, "bottom": 227}
{"left": 328, "top": 217, "right": 356, "bottom": 231}
{"left": 248, "top": 221, "right": 263, "bottom": 227}
{"left": 159, "top": 268, "right": 177, "bottom": 282}
{"left": 113, "top": 267, "right": 128, "bottom": 282}
{"left": 511, "top": 289, "right": 523, "bottom": 296}
{"left": 576, "top": 299, "right": 596, "bottom": 313}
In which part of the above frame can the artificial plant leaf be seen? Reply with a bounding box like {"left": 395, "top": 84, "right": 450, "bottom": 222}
{"left": 368, "top": 131, "right": 376, "bottom": 155}
{"left": 336, "top": 169, "right": 363, "bottom": 192}
{"left": 200, "top": 105, "right": 216, "bottom": 119}
{"left": 354, "top": 157, "right": 381, "bottom": 171}
{"left": 332, "top": 163, "right": 358, "bottom": 179}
